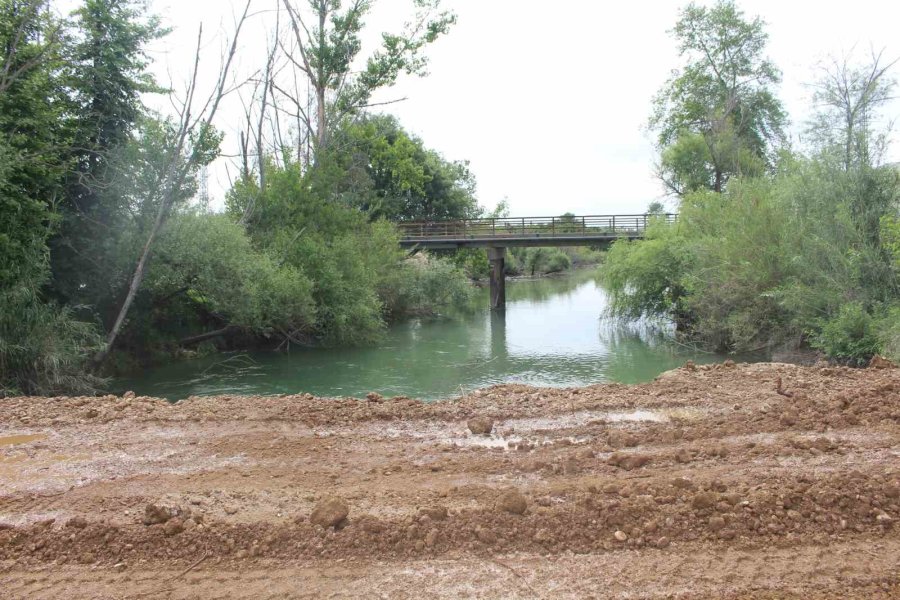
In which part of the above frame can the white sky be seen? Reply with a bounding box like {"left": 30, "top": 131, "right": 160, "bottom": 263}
{"left": 140, "top": 0, "right": 900, "bottom": 215}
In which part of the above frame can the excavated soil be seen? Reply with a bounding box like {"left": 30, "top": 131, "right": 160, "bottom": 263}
{"left": 2, "top": 362, "right": 900, "bottom": 598}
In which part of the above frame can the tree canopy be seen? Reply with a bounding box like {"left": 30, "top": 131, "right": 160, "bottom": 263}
{"left": 651, "top": 0, "right": 786, "bottom": 195}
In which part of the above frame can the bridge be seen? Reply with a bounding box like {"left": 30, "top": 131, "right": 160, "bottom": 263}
{"left": 398, "top": 213, "right": 677, "bottom": 309}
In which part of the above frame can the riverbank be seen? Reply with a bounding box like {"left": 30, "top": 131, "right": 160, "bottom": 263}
{"left": 116, "top": 269, "right": 732, "bottom": 401}
{"left": 2, "top": 362, "right": 900, "bottom": 598}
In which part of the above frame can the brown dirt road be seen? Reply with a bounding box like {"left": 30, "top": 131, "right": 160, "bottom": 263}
{"left": 2, "top": 361, "right": 900, "bottom": 598}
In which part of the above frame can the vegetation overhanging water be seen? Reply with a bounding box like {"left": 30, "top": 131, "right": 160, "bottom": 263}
{"left": 118, "top": 270, "right": 746, "bottom": 401}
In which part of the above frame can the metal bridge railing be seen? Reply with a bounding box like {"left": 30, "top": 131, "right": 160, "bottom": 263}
{"left": 397, "top": 214, "right": 678, "bottom": 240}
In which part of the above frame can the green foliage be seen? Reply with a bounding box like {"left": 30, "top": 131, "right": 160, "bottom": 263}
{"left": 326, "top": 114, "right": 478, "bottom": 221}
{"left": 646, "top": 201, "right": 666, "bottom": 215}
{"left": 0, "top": 3, "right": 105, "bottom": 395}
{"left": 651, "top": 0, "right": 785, "bottom": 195}
{"left": 811, "top": 302, "right": 881, "bottom": 365}
{"left": 449, "top": 248, "right": 489, "bottom": 280}
{"left": 601, "top": 218, "right": 691, "bottom": 325}
{"left": 806, "top": 51, "right": 898, "bottom": 171}
{"left": 53, "top": 0, "right": 166, "bottom": 306}
{"left": 511, "top": 247, "right": 573, "bottom": 277}
{"left": 0, "top": 281, "right": 105, "bottom": 397}
{"left": 545, "top": 251, "right": 572, "bottom": 274}
{"left": 380, "top": 254, "right": 474, "bottom": 319}
{"left": 602, "top": 159, "right": 900, "bottom": 358}
{"left": 228, "top": 161, "right": 474, "bottom": 346}
{"left": 282, "top": 0, "right": 455, "bottom": 149}
{"left": 144, "top": 213, "right": 315, "bottom": 332}
{"left": 561, "top": 246, "right": 603, "bottom": 267}
{"left": 878, "top": 304, "right": 900, "bottom": 362}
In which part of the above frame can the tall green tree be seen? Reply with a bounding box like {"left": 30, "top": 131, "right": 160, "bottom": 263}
{"left": 51, "top": 0, "right": 165, "bottom": 308}
{"left": 651, "top": 0, "right": 786, "bottom": 195}
{"left": 327, "top": 114, "right": 477, "bottom": 221}
{"left": 0, "top": 0, "right": 103, "bottom": 396}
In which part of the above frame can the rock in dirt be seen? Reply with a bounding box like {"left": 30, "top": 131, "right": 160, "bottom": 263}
{"left": 780, "top": 410, "right": 799, "bottom": 427}
{"left": 869, "top": 355, "right": 896, "bottom": 369}
{"left": 163, "top": 518, "right": 184, "bottom": 537}
{"left": 671, "top": 477, "right": 696, "bottom": 490}
{"left": 65, "top": 516, "right": 88, "bottom": 529}
{"left": 497, "top": 489, "right": 528, "bottom": 515}
{"left": 420, "top": 506, "right": 449, "bottom": 521}
{"left": 143, "top": 504, "right": 175, "bottom": 526}
{"left": 607, "top": 431, "right": 639, "bottom": 449}
{"left": 310, "top": 497, "right": 349, "bottom": 528}
{"left": 366, "top": 392, "right": 383, "bottom": 402}
{"left": 467, "top": 417, "right": 494, "bottom": 435}
{"left": 674, "top": 449, "right": 693, "bottom": 463}
{"left": 614, "top": 530, "right": 628, "bottom": 542}
{"left": 708, "top": 516, "right": 726, "bottom": 531}
{"left": 608, "top": 453, "right": 651, "bottom": 471}
{"left": 692, "top": 491, "right": 718, "bottom": 510}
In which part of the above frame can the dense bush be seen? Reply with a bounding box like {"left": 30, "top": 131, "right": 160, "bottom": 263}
{"left": 0, "top": 283, "right": 105, "bottom": 396}
{"left": 228, "top": 162, "right": 474, "bottom": 346}
{"left": 509, "top": 247, "right": 573, "bottom": 277}
{"left": 811, "top": 302, "right": 881, "bottom": 366}
{"left": 381, "top": 254, "right": 475, "bottom": 319}
{"left": 602, "top": 159, "right": 900, "bottom": 361}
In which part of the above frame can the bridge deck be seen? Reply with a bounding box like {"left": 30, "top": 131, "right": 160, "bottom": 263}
{"left": 397, "top": 214, "right": 676, "bottom": 248}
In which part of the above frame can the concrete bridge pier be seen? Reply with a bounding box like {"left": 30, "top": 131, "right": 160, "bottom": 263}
{"left": 488, "top": 247, "right": 506, "bottom": 310}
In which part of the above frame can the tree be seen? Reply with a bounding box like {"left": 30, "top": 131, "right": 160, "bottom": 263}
{"left": 806, "top": 50, "right": 899, "bottom": 246}
{"left": 327, "top": 114, "right": 477, "bottom": 221}
{"left": 97, "top": 4, "right": 250, "bottom": 363}
{"left": 807, "top": 48, "right": 898, "bottom": 170}
{"left": 51, "top": 0, "right": 166, "bottom": 307}
{"left": 278, "top": 0, "right": 455, "bottom": 155}
{"left": 646, "top": 201, "right": 666, "bottom": 215}
{"left": 0, "top": 1, "right": 104, "bottom": 395}
{"left": 651, "top": 0, "right": 786, "bottom": 195}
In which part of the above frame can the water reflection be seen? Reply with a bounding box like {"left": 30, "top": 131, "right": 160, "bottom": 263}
{"left": 118, "top": 269, "right": 737, "bottom": 400}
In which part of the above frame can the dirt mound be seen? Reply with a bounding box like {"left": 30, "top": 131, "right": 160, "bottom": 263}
{"left": 2, "top": 362, "right": 900, "bottom": 598}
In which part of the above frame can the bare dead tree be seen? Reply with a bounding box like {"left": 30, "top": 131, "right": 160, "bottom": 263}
{"left": 96, "top": 1, "right": 253, "bottom": 364}
{"left": 809, "top": 47, "right": 899, "bottom": 169}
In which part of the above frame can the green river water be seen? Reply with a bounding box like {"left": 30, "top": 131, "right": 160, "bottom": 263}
{"left": 119, "top": 269, "right": 737, "bottom": 400}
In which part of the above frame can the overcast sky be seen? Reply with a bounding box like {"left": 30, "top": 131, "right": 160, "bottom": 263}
{"left": 141, "top": 0, "right": 900, "bottom": 215}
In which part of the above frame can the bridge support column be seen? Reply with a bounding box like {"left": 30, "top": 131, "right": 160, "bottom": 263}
{"left": 487, "top": 246, "right": 506, "bottom": 310}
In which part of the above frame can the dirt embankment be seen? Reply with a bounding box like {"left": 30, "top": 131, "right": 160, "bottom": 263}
{"left": 2, "top": 362, "right": 900, "bottom": 598}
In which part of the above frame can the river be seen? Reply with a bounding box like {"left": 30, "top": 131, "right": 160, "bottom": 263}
{"left": 118, "top": 269, "right": 735, "bottom": 400}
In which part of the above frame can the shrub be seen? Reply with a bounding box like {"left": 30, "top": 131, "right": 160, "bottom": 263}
{"left": 812, "top": 302, "right": 881, "bottom": 365}
{"left": 1, "top": 280, "right": 105, "bottom": 397}
{"left": 545, "top": 251, "right": 571, "bottom": 273}
{"left": 382, "top": 254, "right": 474, "bottom": 318}
{"left": 600, "top": 157, "right": 900, "bottom": 357}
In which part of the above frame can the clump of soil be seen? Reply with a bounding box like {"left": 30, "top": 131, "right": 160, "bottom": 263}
{"left": 467, "top": 416, "right": 494, "bottom": 435}
{"left": 496, "top": 489, "right": 527, "bottom": 515}
{"left": 310, "top": 497, "right": 349, "bottom": 528}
